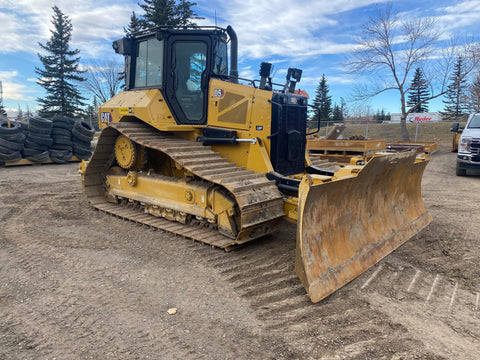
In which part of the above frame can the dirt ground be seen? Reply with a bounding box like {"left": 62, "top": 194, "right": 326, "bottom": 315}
{"left": 0, "top": 151, "right": 479, "bottom": 360}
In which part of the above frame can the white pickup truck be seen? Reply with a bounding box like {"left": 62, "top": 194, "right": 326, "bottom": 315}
{"left": 451, "top": 114, "right": 480, "bottom": 176}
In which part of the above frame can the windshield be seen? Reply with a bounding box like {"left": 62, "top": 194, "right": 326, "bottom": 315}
{"left": 468, "top": 114, "right": 480, "bottom": 128}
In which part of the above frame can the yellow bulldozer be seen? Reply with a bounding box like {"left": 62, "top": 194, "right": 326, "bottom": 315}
{"left": 81, "top": 26, "right": 432, "bottom": 303}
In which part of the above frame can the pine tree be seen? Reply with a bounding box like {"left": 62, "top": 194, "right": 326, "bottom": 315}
{"left": 25, "top": 105, "right": 33, "bottom": 119}
{"left": 15, "top": 106, "right": 23, "bottom": 122}
{"left": 442, "top": 56, "right": 469, "bottom": 119}
{"left": 85, "top": 97, "right": 100, "bottom": 130}
{"left": 407, "top": 68, "right": 429, "bottom": 112}
{"left": 176, "top": 0, "right": 199, "bottom": 26}
{"left": 139, "top": 0, "right": 199, "bottom": 28}
{"left": 332, "top": 104, "right": 343, "bottom": 122}
{"left": 312, "top": 74, "right": 332, "bottom": 125}
{"left": 0, "top": 104, "right": 7, "bottom": 118}
{"left": 124, "top": 11, "right": 143, "bottom": 33}
{"left": 35, "top": 6, "right": 86, "bottom": 118}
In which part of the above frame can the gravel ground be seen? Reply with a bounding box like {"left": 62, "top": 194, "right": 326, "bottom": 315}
{"left": 0, "top": 151, "right": 479, "bottom": 359}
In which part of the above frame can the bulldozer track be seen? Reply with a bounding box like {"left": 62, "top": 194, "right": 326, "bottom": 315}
{"left": 84, "top": 121, "right": 285, "bottom": 250}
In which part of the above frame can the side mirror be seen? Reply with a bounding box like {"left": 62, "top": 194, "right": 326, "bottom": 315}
{"left": 450, "top": 122, "right": 459, "bottom": 133}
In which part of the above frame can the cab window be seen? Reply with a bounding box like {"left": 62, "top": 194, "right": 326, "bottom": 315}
{"left": 135, "top": 38, "right": 164, "bottom": 87}
{"left": 213, "top": 41, "right": 228, "bottom": 75}
{"left": 173, "top": 41, "right": 207, "bottom": 121}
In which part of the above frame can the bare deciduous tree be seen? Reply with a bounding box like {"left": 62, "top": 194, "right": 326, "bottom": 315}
{"left": 466, "top": 72, "right": 480, "bottom": 113}
{"left": 83, "top": 60, "right": 124, "bottom": 104}
{"left": 346, "top": 4, "right": 480, "bottom": 140}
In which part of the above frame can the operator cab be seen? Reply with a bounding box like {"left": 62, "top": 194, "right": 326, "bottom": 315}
{"left": 113, "top": 27, "right": 230, "bottom": 125}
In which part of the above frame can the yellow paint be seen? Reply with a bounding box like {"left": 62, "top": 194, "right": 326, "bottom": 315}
{"left": 105, "top": 171, "right": 237, "bottom": 237}
{"left": 98, "top": 89, "right": 180, "bottom": 131}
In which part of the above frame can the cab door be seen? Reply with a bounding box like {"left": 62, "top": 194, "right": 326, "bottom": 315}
{"left": 165, "top": 36, "right": 212, "bottom": 125}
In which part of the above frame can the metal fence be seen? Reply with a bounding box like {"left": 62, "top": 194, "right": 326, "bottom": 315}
{"left": 314, "top": 121, "right": 465, "bottom": 150}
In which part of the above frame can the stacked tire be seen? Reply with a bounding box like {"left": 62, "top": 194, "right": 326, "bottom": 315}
{"left": 50, "top": 115, "right": 75, "bottom": 163}
{"left": 0, "top": 120, "right": 25, "bottom": 163}
{"left": 22, "top": 117, "right": 53, "bottom": 163}
{"left": 71, "top": 120, "right": 95, "bottom": 160}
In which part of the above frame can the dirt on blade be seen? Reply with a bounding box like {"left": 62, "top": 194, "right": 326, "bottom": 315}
{"left": 0, "top": 151, "right": 479, "bottom": 359}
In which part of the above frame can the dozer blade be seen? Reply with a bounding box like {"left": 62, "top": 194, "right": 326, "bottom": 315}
{"left": 295, "top": 151, "right": 432, "bottom": 303}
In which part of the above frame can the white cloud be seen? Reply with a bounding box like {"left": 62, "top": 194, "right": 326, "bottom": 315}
{"left": 0, "top": 70, "right": 35, "bottom": 101}
{"left": 0, "top": 0, "right": 135, "bottom": 58}
{"left": 201, "top": 0, "right": 389, "bottom": 60}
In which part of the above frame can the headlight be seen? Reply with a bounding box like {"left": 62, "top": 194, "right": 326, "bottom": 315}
{"left": 459, "top": 137, "right": 471, "bottom": 153}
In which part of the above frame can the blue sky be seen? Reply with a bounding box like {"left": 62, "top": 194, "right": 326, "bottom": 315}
{"left": 1, "top": 0, "right": 479, "bottom": 117}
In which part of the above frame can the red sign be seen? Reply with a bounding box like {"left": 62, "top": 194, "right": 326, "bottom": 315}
{"left": 414, "top": 117, "right": 432, "bottom": 122}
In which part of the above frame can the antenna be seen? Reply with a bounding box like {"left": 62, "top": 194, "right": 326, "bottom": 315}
{"left": 0, "top": 80, "right": 3, "bottom": 108}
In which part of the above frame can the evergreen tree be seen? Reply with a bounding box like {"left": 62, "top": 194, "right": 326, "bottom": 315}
{"left": 312, "top": 74, "right": 332, "bottom": 125}
{"left": 124, "top": 11, "right": 143, "bottom": 33}
{"left": 15, "top": 106, "right": 23, "bottom": 122}
{"left": 407, "top": 67, "right": 429, "bottom": 112}
{"left": 332, "top": 103, "right": 343, "bottom": 122}
{"left": 35, "top": 6, "right": 86, "bottom": 118}
{"left": 380, "top": 109, "right": 386, "bottom": 122}
{"left": 139, "top": 0, "right": 199, "bottom": 28}
{"left": 0, "top": 104, "right": 7, "bottom": 118}
{"left": 176, "top": 0, "right": 199, "bottom": 26}
{"left": 84, "top": 97, "right": 100, "bottom": 130}
{"left": 25, "top": 105, "right": 33, "bottom": 119}
{"left": 442, "top": 56, "right": 469, "bottom": 119}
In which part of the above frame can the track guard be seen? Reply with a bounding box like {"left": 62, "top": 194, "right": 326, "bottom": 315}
{"left": 295, "top": 151, "right": 432, "bottom": 303}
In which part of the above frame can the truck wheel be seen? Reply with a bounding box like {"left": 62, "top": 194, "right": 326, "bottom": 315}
{"left": 456, "top": 167, "right": 467, "bottom": 176}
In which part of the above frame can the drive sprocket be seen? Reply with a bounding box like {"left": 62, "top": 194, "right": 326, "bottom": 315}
{"left": 115, "top": 135, "right": 137, "bottom": 169}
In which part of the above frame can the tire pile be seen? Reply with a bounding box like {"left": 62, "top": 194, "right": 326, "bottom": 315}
{"left": 50, "top": 115, "right": 75, "bottom": 163}
{"left": 0, "top": 115, "right": 96, "bottom": 164}
{"left": 23, "top": 117, "right": 53, "bottom": 163}
{"left": 0, "top": 119, "right": 25, "bottom": 162}
{"left": 71, "top": 120, "right": 95, "bottom": 160}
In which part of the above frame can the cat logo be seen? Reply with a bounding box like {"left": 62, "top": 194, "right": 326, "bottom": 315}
{"left": 100, "top": 112, "right": 112, "bottom": 123}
